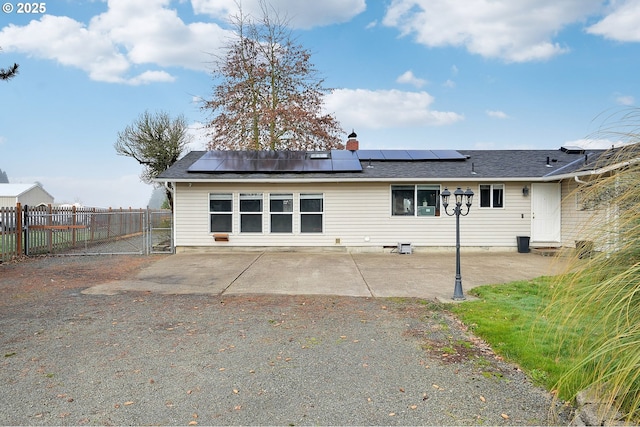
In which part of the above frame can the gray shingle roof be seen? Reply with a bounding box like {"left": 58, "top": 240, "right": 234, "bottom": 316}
{"left": 157, "top": 149, "right": 605, "bottom": 182}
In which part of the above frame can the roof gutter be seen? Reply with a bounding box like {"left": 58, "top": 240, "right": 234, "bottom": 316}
{"left": 154, "top": 176, "right": 547, "bottom": 184}
{"left": 544, "top": 157, "right": 640, "bottom": 183}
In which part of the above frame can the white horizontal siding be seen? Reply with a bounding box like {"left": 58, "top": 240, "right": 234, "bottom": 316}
{"left": 174, "top": 181, "right": 535, "bottom": 250}
{"left": 0, "top": 196, "right": 16, "bottom": 208}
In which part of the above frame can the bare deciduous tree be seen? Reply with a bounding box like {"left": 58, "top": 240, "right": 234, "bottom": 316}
{"left": 203, "top": 2, "right": 344, "bottom": 151}
{"left": 114, "top": 111, "right": 192, "bottom": 210}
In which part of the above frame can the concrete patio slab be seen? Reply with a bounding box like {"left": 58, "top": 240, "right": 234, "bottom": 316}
{"left": 82, "top": 250, "right": 569, "bottom": 301}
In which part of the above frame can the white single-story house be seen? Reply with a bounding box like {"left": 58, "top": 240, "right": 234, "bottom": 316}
{"left": 156, "top": 134, "right": 610, "bottom": 253}
{"left": 0, "top": 183, "right": 55, "bottom": 208}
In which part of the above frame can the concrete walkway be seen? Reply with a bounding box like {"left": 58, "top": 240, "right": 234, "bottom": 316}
{"left": 83, "top": 251, "right": 568, "bottom": 301}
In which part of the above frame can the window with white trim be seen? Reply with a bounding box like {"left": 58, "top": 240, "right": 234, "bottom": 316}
{"left": 300, "top": 193, "right": 323, "bottom": 233}
{"left": 479, "top": 184, "right": 504, "bottom": 208}
{"left": 270, "top": 193, "right": 293, "bottom": 233}
{"left": 391, "top": 185, "right": 441, "bottom": 216}
{"left": 240, "top": 193, "right": 263, "bottom": 233}
{"left": 209, "top": 193, "right": 233, "bottom": 232}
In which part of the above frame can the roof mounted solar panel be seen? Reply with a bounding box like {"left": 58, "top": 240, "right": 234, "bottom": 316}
{"left": 355, "top": 150, "right": 385, "bottom": 160}
{"left": 303, "top": 158, "right": 333, "bottom": 172}
{"left": 354, "top": 149, "right": 466, "bottom": 161}
{"left": 188, "top": 157, "right": 225, "bottom": 172}
{"left": 380, "top": 150, "right": 412, "bottom": 160}
{"left": 329, "top": 149, "right": 362, "bottom": 171}
{"left": 431, "top": 150, "right": 466, "bottom": 160}
{"left": 406, "top": 150, "right": 438, "bottom": 160}
{"left": 188, "top": 148, "right": 466, "bottom": 174}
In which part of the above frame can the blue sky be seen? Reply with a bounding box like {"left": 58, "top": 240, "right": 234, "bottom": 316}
{"left": 1, "top": 0, "right": 639, "bottom": 208}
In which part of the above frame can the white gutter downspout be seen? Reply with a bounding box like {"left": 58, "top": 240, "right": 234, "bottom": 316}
{"left": 164, "top": 181, "right": 177, "bottom": 251}
{"left": 573, "top": 158, "right": 639, "bottom": 184}
{"left": 575, "top": 175, "right": 588, "bottom": 185}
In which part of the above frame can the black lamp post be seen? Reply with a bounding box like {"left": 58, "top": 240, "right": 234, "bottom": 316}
{"left": 441, "top": 187, "right": 474, "bottom": 300}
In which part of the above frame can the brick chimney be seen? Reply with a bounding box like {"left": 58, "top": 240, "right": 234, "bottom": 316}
{"left": 346, "top": 130, "right": 359, "bottom": 151}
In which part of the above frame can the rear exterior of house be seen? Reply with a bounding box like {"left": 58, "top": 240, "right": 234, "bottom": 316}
{"left": 157, "top": 143, "right": 606, "bottom": 253}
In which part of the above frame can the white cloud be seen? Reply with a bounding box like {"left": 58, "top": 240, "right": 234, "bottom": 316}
{"left": 191, "top": 0, "right": 366, "bottom": 29}
{"left": 615, "top": 95, "right": 635, "bottom": 106}
{"left": 0, "top": 15, "right": 131, "bottom": 83}
{"left": 0, "top": 1, "right": 229, "bottom": 84}
{"left": 486, "top": 110, "right": 509, "bottom": 119}
{"left": 0, "top": 0, "right": 365, "bottom": 84}
{"left": 382, "top": 0, "right": 603, "bottom": 62}
{"left": 325, "top": 88, "right": 464, "bottom": 130}
{"left": 127, "top": 70, "right": 176, "bottom": 85}
{"left": 90, "top": 1, "right": 229, "bottom": 70}
{"left": 443, "top": 79, "right": 456, "bottom": 88}
{"left": 565, "top": 138, "right": 623, "bottom": 149}
{"left": 396, "top": 70, "right": 427, "bottom": 88}
{"left": 587, "top": 0, "right": 640, "bottom": 42}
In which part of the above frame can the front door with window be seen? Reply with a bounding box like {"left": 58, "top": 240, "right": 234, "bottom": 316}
{"left": 531, "top": 183, "right": 561, "bottom": 244}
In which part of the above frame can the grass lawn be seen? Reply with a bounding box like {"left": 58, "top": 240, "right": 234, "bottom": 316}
{"left": 449, "top": 276, "right": 589, "bottom": 400}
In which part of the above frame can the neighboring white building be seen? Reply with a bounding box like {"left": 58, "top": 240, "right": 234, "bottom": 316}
{"left": 0, "top": 183, "right": 55, "bottom": 208}
{"left": 155, "top": 135, "right": 614, "bottom": 253}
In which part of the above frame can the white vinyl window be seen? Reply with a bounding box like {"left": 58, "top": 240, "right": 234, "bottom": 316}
{"left": 240, "top": 193, "right": 263, "bottom": 233}
{"left": 300, "top": 193, "right": 323, "bottom": 233}
{"left": 391, "top": 185, "right": 441, "bottom": 216}
{"left": 270, "top": 193, "right": 293, "bottom": 233}
{"left": 479, "top": 184, "right": 504, "bottom": 208}
{"left": 209, "top": 193, "right": 233, "bottom": 232}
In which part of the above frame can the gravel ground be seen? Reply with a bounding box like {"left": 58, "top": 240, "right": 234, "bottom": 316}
{"left": 0, "top": 255, "right": 572, "bottom": 426}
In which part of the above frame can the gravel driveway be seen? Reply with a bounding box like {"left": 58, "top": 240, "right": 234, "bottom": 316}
{"left": 0, "top": 255, "right": 571, "bottom": 425}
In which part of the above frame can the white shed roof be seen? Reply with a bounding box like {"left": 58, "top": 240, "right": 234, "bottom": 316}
{"left": 0, "top": 183, "right": 54, "bottom": 199}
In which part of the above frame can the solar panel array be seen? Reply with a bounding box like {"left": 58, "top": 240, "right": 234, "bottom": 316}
{"left": 356, "top": 149, "right": 465, "bottom": 160}
{"left": 187, "top": 149, "right": 465, "bottom": 173}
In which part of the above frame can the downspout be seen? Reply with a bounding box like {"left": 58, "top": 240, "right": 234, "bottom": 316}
{"left": 574, "top": 157, "right": 639, "bottom": 184}
{"left": 165, "top": 181, "right": 177, "bottom": 252}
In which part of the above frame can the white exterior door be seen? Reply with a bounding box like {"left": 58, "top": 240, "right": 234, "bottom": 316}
{"left": 531, "top": 183, "right": 561, "bottom": 243}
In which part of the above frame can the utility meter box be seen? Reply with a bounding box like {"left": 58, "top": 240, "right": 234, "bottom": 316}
{"left": 397, "top": 242, "right": 412, "bottom": 254}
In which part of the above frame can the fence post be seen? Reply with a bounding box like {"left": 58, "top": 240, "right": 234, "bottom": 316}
{"left": 72, "top": 205, "right": 78, "bottom": 247}
{"left": 108, "top": 207, "right": 113, "bottom": 239}
{"left": 90, "top": 208, "right": 96, "bottom": 242}
{"left": 22, "top": 204, "right": 29, "bottom": 256}
{"left": 47, "top": 204, "right": 53, "bottom": 253}
{"left": 16, "top": 203, "right": 22, "bottom": 256}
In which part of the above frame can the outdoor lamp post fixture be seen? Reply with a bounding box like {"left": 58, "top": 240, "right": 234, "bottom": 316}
{"left": 441, "top": 187, "right": 474, "bottom": 300}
